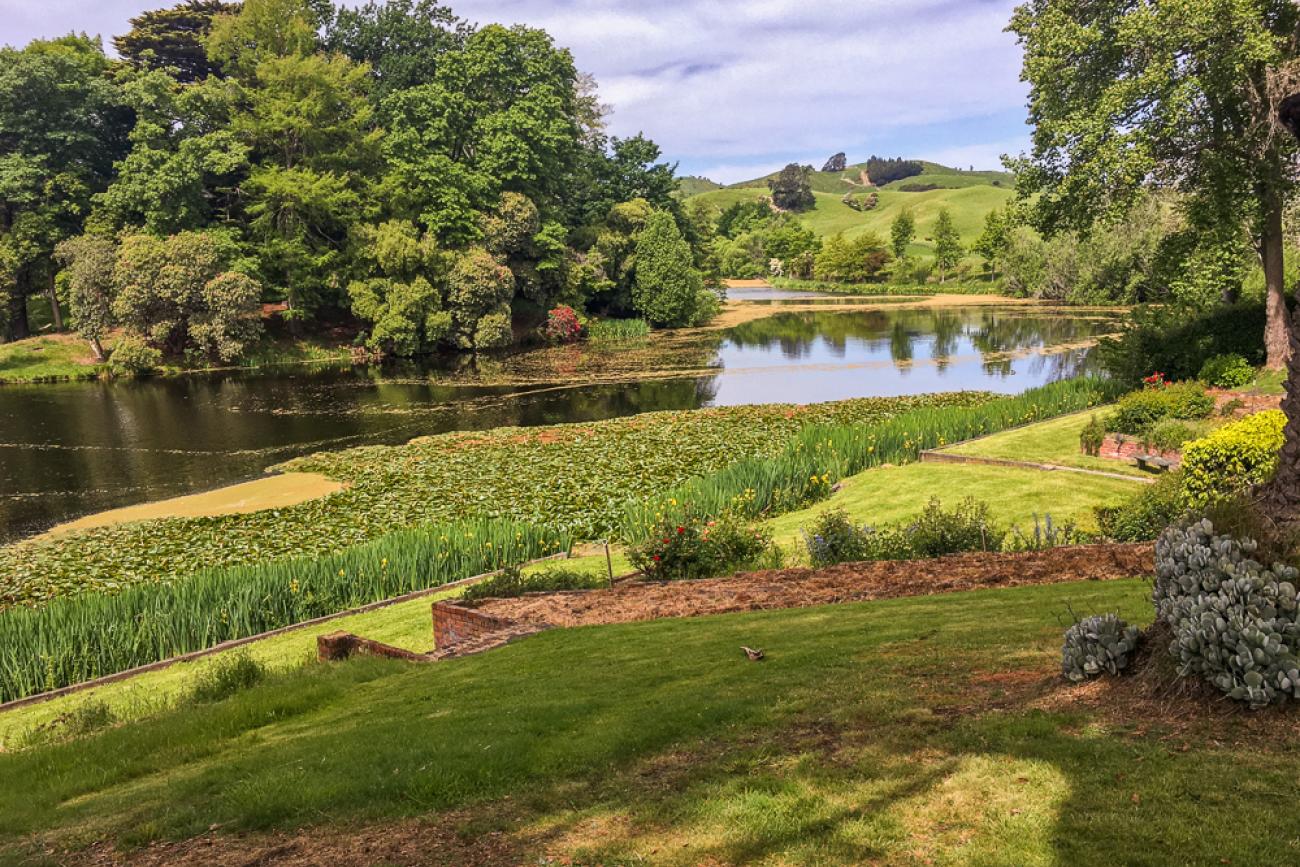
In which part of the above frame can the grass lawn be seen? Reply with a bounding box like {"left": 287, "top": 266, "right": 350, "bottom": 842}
{"left": 6, "top": 578, "right": 1300, "bottom": 865}
{"left": 0, "top": 335, "right": 102, "bottom": 383}
{"left": 942, "top": 410, "right": 1152, "bottom": 478}
{"left": 765, "top": 460, "right": 1141, "bottom": 547}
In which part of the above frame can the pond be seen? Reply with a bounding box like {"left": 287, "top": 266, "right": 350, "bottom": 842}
{"left": 0, "top": 302, "right": 1114, "bottom": 540}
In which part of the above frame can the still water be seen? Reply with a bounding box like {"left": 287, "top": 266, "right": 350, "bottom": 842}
{"left": 0, "top": 303, "right": 1113, "bottom": 540}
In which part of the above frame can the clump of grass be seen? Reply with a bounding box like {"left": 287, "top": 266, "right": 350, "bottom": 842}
{"left": 587, "top": 318, "right": 650, "bottom": 344}
{"left": 188, "top": 652, "right": 266, "bottom": 704}
{"left": 0, "top": 518, "right": 573, "bottom": 703}
{"left": 14, "top": 700, "right": 115, "bottom": 748}
{"left": 462, "top": 564, "right": 607, "bottom": 602}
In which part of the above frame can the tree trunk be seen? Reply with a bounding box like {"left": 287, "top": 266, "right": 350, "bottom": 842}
{"left": 1261, "top": 307, "right": 1300, "bottom": 516}
{"left": 1261, "top": 187, "right": 1291, "bottom": 370}
{"left": 3, "top": 290, "right": 29, "bottom": 342}
{"left": 87, "top": 336, "right": 105, "bottom": 362}
{"left": 46, "top": 273, "right": 63, "bottom": 332}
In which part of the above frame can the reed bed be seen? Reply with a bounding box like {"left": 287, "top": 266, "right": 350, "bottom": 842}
{"left": 587, "top": 318, "right": 651, "bottom": 344}
{"left": 0, "top": 519, "right": 571, "bottom": 703}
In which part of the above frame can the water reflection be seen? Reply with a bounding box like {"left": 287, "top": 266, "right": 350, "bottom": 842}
{"left": 0, "top": 305, "right": 1112, "bottom": 540}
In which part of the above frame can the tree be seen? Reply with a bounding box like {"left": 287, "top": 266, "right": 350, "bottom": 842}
{"left": 111, "top": 230, "right": 262, "bottom": 361}
{"left": 444, "top": 247, "right": 515, "bottom": 349}
{"left": 114, "top": 1, "right": 236, "bottom": 83}
{"left": 767, "top": 164, "right": 815, "bottom": 212}
{"left": 348, "top": 220, "right": 450, "bottom": 355}
{"left": 814, "top": 232, "right": 892, "bottom": 284}
{"left": 0, "top": 37, "right": 130, "bottom": 342}
{"left": 323, "top": 0, "right": 467, "bottom": 101}
{"left": 632, "top": 211, "right": 703, "bottom": 326}
{"left": 821, "top": 152, "right": 847, "bottom": 173}
{"left": 932, "top": 208, "right": 962, "bottom": 283}
{"left": 972, "top": 208, "right": 1010, "bottom": 280}
{"left": 864, "top": 156, "right": 922, "bottom": 186}
{"left": 54, "top": 235, "right": 117, "bottom": 360}
{"left": 1009, "top": 0, "right": 1300, "bottom": 368}
{"left": 890, "top": 209, "right": 915, "bottom": 261}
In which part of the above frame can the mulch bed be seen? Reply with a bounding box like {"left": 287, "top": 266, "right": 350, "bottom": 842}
{"left": 475, "top": 542, "right": 1154, "bottom": 629}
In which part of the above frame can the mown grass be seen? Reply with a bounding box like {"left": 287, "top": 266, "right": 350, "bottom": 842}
{"left": 1, "top": 393, "right": 989, "bottom": 606}
{"left": 0, "top": 335, "right": 103, "bottom": 383}
{"left": 7, "top": 579, "right": 1298, "bottom": 865}
{"left": 943, "top": 410, "right": 1152, "bottom": 478}
{"left": 765, "top": 461, "right": 1140, "bottom": 548}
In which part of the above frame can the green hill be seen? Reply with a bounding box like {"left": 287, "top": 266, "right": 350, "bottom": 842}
{"left": 686, "top": 160, "right": 1015, "bottom": 257}
{"left": 675, "top": 175, "right": 724, "bottom": 197}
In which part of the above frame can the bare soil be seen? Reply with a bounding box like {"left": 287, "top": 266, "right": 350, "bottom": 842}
{"left": 474, "top": 543, "right": 1153, "bottom": 629}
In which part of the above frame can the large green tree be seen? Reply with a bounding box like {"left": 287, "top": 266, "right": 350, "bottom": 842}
{"left": 114, "top": 1, "right": 236, "bottom": 83}
{"left": 323, "top": 0, "right": 467, "bottom": 100}
{"left": 932, "top": 208, "right": 963, "bottom": 283}
{"left": 1010, "top": 0, "right": 1300, "bottom": 368}
{"left": 632, "top": 210, "right": 705, "bottom": 326}
{"left": 0, "top": 37, "right": 130, "bottom": 341}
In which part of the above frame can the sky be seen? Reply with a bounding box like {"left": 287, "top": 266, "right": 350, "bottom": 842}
{"left": 0, "top": 0, "right": 1032, "bottom": 184}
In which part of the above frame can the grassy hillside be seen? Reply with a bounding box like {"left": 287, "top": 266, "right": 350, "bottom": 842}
{"left": 675, "top": 175, "right": 724, "bottom": 197}
{"left": 688, "top": 183, "right": 1014, "bottom": 256}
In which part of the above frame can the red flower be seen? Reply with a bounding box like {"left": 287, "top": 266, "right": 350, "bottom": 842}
{"left": 676, "top": 526, "right": 685, "bottom": 534}
{"left": 653, "top": 555, "right": 661, "bottom": 561}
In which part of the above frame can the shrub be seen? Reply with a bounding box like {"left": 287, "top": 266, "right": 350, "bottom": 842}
{"left": 1219, "top": 397, "right": 1246, "bottom": 417}
{"left": 1080, "top": 414, "right": 1105, "bottom": 456}
{"left": 462, "top": 564, "right": 607, "bottom": 602}
{"left": 1180, "top": 410, "right": 1284, "bottom": 507}
{"left": 189, "top": 651, "right": 265, "bottom": 703}
{"left": 1094, "top": 472, "right": 1186, "bottom": 542}
{"left": 802, "top": 498, "right": 1003, "bottom": 566}
{"left": 109, "top": 336, "right": 163, "bottom": 375}
{"left": 803, "top": 510, "right": 874, "bottom": 567}
{"left": 1097, "top": 301, "right": 1266, "bottom": 386}
{"left": 1061, "top": 614, "right": 1141, "bottom": 682}
{"left": 1107, "top": 383, "right": 1213, "bottom": 435}
{"left": 541, "top": 305, "right": 583, "bottom": 344}
{"left": 1142, "top": 419, "right": 1197, "bottom": 453}
{"left": 629, "top": 510, "right": 778, "bottom": 581}
{"left": 1154, "top": 519, "right": 1300, "bottom": 707}
{"left": 1198, "top": 353, "right": 1254, "bottom": 389}
{"left": 1005, "top": 514, "right": 1092, "bottom": 552}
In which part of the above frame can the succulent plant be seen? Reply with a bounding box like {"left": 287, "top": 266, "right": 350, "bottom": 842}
{"left": 1062, "top": 613, "right": 1142, "bottom": 682}
{"left": 1154, "top": 519, "right": 1300, "bottom": 708}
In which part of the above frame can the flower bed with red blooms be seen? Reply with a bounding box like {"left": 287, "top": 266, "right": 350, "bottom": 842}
{"left": 542, "top": 305, "right": 583, "bottom": 344}
{"left": 628, "top": 510, "right": 778, "bottom": 581}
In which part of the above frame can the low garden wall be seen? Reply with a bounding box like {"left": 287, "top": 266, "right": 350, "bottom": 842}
{"left": 1097, "top": 434, "right": 1182, "bottom": 465}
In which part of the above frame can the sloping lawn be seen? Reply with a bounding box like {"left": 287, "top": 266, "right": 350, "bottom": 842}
{"left": 766, "top": 459, "right": 1141, "bottom": 546}
{"left": 6, "top": 578, "right": 1299, "bottom": 865}
{"left": 941, "top": 410, "right": 1151, "bottom": 478}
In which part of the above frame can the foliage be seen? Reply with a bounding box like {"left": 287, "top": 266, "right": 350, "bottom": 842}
{"left": 541, "top": 305, "right": 583, "bottom": 344}
{"left": 0, "top": 395, "right": 985, "bottom": 605}
{"left": 1061, "top": 613, "right": 1140, "bottom": 682}
{"left": 1005, "top": 514, "right": 1090, "bottom": 552}
{"left": 889, "top": 209, "right": 915, "bottom": 260}
{"left": 1079, "top": 415, "right": 1105, "bottom": 457}
{"left": 0, "top": 518, "right": 571, "bottom": 702}
{"left": 624, "top": 378, "right": 1119, "bottom": 543}
{"left": 864, "top": 156, "right": 922, "bottom": 186}
{"left": 1198, "top": 353, "right": 1255, "bottom": 389}
{"left": 1155, "top": 519, "right": 1300, "bottom": 707}
{"left": 1097, "top": 302, "right": 1266, "bottom": 386}
{"left": 53, "top": 235, "right": 116, "bottom": 359}
{"left": 632, "top": 211, "right": 707, "bottom": 327}
{"left": 461, "top": 563, "right": 606, "bottom": 602}
{"left": 932, "top": 208, "right": 963, "bottom": 282}
{"left": 1181, "top": 411, "right": 1285, "bottom": 508}
{"left": 111, "top": 230, "right": 263, "bottom": 362}
{"left": 813, "top": 232, "right": 891, "bottom": 284}
{"left": 1094, "top": 472, "right": 1187, "bottom": 543}
{"left": 803, "top": 498, "right": 1002, "bottom": 565}
{"left": 767, "top": 163, "right": 815, "bottom": 212}
{"left": 12, "top": 700, "right": 116, "bottom": 749}
{"left": 323, "top": 0, "right": 466, "bottom": 101}
{"left": 1106, "top": 383, "right": 1214, "bottom": 436}
{"left": 628, "top": 510, "right": 778, "bottom": 581}
{"left": 821, "top": 152, "right": 847, "bottom": 173}
{"left": 348, "top": 220, "right": 450, "bottom": 356}
{"left": 188, "top": 651, "right": 266, "bottom": 703}
{"left": 113, "top": 0, "right": 235, "bottom": 83}
{"left": 107, "top": 336, "right": 163, "bottom": 376}
{"left": 1142, "top": 419, "right": 1198, "bottom": 454}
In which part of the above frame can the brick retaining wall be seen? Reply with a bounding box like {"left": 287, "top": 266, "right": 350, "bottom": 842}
{"left": 432, "top": 602, "right": 518, "bottom": 650}
{"left": 1096, "top": 434, "right": 1180, "bottom": 465}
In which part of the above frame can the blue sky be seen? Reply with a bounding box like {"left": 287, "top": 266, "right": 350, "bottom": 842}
{"left": 0, "top": 0, "right": 1031, "bottom": 183}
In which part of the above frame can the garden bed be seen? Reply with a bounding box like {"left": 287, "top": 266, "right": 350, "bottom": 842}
{"left": 471, "top": 542, "right": 1153, "bottom": 630}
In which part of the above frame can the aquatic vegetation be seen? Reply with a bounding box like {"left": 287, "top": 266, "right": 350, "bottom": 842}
{"left": 0, "top": 519, "right": 571, "bottom": 703}
{"left": 0, "top": 393, "right": 988, "bottom": 607}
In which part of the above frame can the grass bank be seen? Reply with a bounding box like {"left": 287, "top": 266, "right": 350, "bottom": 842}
{"left": 8, "top": 579, "right": 1295, "bottom": 865}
